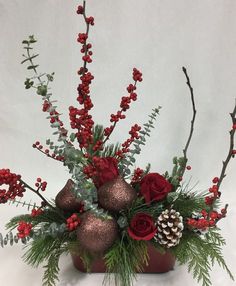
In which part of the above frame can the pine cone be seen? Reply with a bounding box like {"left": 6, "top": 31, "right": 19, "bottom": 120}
{"left": 155, "top": 209, "right": 184, "bottom": 248}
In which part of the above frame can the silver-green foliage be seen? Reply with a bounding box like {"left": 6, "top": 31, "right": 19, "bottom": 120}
{"left": 120, "top": 107, "right": 161, "bottom": 177}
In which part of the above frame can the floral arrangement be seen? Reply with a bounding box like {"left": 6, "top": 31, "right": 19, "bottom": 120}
{"left": 0, "top": 1, "right": 235, "bottom": 286}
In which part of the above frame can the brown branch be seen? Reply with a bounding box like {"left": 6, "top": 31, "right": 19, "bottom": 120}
{"left": 217, "top": 101, "right": 236, "bottom": 190}
{"left": 20, "top": 180, "right": 55, "bottom": 209}
{"left": 181, "top": 67, "right": 197, "bottom": 175}
{"left": 34, "top": 146, "right": 63, "bottom": 162}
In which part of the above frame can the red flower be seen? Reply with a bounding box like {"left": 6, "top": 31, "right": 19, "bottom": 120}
{"left": 140, "top": 173, "right": 172, "bottom": 204}
{"left": 93, "top": 157, "right": 119, "bottom": 188}
{"left": 128, "top": 213, "right": 157, "bottom": 240}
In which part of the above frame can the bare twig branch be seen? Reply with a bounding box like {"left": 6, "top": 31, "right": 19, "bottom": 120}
{"left": 181, "top": 67, "right": 197, "bottom": 176}
{"left": 217, "top": 101, "right": 236, "bottom": 190}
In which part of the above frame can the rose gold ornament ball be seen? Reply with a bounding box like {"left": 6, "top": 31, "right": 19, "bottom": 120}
{"left": 55, "top": 179, "right": 82, "bottom": 212}
{"left": 97, "top": 176, "right": 137, "bottom": 212}
{"left": 77, "top": 212, "right": 118, "bottom": 253}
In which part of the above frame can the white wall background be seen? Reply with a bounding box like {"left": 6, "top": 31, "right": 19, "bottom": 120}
{"left": 0, "top": 0, "right": 236, "bottom": 285}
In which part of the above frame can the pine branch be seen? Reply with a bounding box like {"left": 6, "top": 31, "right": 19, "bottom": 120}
{"left": 167, "top": 186, "right": 209, "bottom": 218}
{"left": 104, "top": 234, "right": 149, "bottom": 286}
{"left": 6, "top": 208, "right": 65, "bottom": 232}
{"left": 101, "top": 143, "right": 121, "bottom": 158}
{"left": 172, "top": 230, "right": 234, "bottom": 286}
{"left": 42, "top": 250, "right": 62, "bottom": 286}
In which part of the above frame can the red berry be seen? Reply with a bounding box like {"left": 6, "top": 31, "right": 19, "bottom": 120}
{"left": 212, "top": 177, "right": 219, "bottom": 184}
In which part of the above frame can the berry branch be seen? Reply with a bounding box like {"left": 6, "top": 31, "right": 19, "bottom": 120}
{"left": 69, "top": 2, "right": 95, "bottom": 149}
{"left": 103, "top": 69, "right": 143, "bottom": 145}
{"left": 20, "top": 180, "right": 54, "bottom": 210}
{"left": 217, "top": 102, "right": 236, "bottom": 190}
{"left": 81, "top": 0, "right": 91, "bottom": 77}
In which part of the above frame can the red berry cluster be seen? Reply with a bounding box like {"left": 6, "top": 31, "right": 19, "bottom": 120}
{"left": 66, "top": 213, "right": 81, "bottom": 231}
{"left": 83, "top": 156, "right": 118, "bottom": 180}
{"left": 17, "top": 221, "right": 33, "bottom": 239}
{"left": 32, "top": 141, "right": 64, "bottom": 162}
{"left": 187, "top": 208, "right": 227, "bottom": 230}
{"left": 42, "top": 100, "right": 64, "bottom": 127}
{"left": 76, "top": 5, "right": 84, "bottom": 14}
{"left": 120, "top": 124, "right": 141, "bottom": 155}
{"left": 69, "top": 4, "right": 95, "bottom": 149}
{"left": 0, "top": 169, "right": 25, "bottom": 204}
{"left": 35, "top": 177, "right": 47, "bottom": 192}
{"left": 104, "top": 68, "right": 142, "bottom": 139}
{"left": 131, "top": 167, "right": 144, "bottom": 183}
{"left": 132, "top": 68, "right": 143, "bottom": 82}
{"left": 92, "top": 140, "right": 103, "bottom": 152}
{"left": 205, "top": 177, "right": 220, "bottom": 205}
{"left": 31, "top": 208, "right": 43, "bottom": 217}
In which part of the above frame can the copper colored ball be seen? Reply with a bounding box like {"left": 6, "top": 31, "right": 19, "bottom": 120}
{"left": 97, "top": 176, "right": 137, "bottom": 212}
{"left": 77, "top": 212, "right": 118, "bottom": 253}
{"left": 55, "top": 179, "right": 81, "bottom": 212}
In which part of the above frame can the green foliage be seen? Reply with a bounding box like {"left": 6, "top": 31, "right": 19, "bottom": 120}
{"left": 168, "top": 156, "right": 187, "bottom": 189}
{"left": 169, "top": 190, "right": 209, "bottom": 218}
{"left": 0, "top": 230, "right": 29, "bottom": 248}
{"left": 21, "top": 35, "right": 68, "bottom": 145}
{"left": 120, "top": 107, "right": 161, "bottom": 177}
{"left": 126, "top": 197, "right": 164, "bottom": 221}
{"left": 172, "top": 230, "right": 234, "bottom": 286}
{"left": 6, "top": 207, "right": 65, "bottom": 232}
{"left": 104, "top": 234, "right": 149, "bottom": 286}
{"left": 87, "top": 124, "right": 121, "bottom": 158}
{"left": 42, "top": 250, "right": 62, "bottom": 286}
{"left": 101, "top": 143, "right": 120, "bottom": 158}
{"left": 23, "top": 233, "right": 71, "bottom": 286}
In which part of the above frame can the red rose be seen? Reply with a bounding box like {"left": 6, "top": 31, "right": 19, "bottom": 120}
{"left": 93, "top": 157, "right": 119, "bottom": 188}
{"left": 140, "top": 173, "right": 172, "bottom": 204}
{"left": 128, "top": 213, "right": 157, "bottom": 241}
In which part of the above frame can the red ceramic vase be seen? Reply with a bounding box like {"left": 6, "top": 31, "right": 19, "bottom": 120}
{"left": 71, "top": 243, "right": 175, "bottom": 273}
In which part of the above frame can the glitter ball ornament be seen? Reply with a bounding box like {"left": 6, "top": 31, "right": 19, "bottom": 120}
{"left": 97, "top": 176, "right": 137, "bottom": 212}
{"left": 77, "top": 212, "right": 118, "bottom": 253}
{"left": 155, "top": 209, "right": 184, "bottom": 248}
{"left": 55, "top": 179, "right": 82, "bottom": 212}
